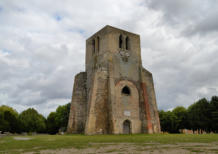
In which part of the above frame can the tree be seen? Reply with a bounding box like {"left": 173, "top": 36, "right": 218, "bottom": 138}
{"left": 55, "top": 103, "right": 71, "bottom": 131}
{"left": 46, "top": 103, "right": 71, "bottom": 134}
{"left": 209, "top": 96, "right": 218, "bottom": 133}
{"left": 187, "top": 98, "right": 210, "bottom": 133}
{"left": 0, "top": 111, "right": 9, "bottom": 132}
{"left": 19, "top": 108, "right": 46, "bottom": 133}
{"left": 172, "top": 106, "right": 188, "bottom": 130}
{"left": 0, "top": 105, "right": 20, "bottom": 133}
{"left": 159, "top": 110, "right": 179, "bottom": 133}
{"left": 4, "top": 111, "right": 20, "bottom": 133}
{"left": 0, "top": 105, "right": 19, "bottom": 117}
{"left": 46, "top": 112, "right": 59, "bottom": 134}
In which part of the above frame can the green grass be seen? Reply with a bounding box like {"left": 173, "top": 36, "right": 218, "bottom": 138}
{"left": 0, "top": 134, "right": 218, "bottom": 153}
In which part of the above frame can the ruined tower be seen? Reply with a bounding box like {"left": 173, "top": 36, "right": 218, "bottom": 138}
{"left": 67, "top": 25, "right": 161, "bottom": 134}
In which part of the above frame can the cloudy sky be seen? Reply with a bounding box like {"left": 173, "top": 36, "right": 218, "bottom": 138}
{"left": 0, "top": 0, "right": 218, "bottom": 116}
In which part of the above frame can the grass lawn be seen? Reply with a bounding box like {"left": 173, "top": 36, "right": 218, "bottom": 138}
{"left": 0, "top": 134, "right": 218, "bottom": 153}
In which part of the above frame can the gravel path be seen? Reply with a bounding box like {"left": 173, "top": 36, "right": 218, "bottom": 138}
{"left": 24, "top": 142, "right": 218, "bottom": 154}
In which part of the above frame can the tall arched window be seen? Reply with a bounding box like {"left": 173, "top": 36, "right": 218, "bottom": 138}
{"left": 97, "top": 36, "right": 100, "bottom": 52}
{"left": 125, "top": 37, "right": 129, "bottom": 50}
{"left": 122, "top": 86, "right": 130, "bottom": 96}
{"left": 119, "top": 35, "right": 123, "bottom": 48}
{"left": 92, "top": 39, "right": 95, "bottom": 54}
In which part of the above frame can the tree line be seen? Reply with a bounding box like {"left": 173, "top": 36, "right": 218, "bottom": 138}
{"left": 159, "top": 96, "right": 218, "bottom": 133}
{"left": 0, "top": 96, "right": 217, "bottom": 134}
{"left": 0, "top": 103, "right": 70, "bottom": 134}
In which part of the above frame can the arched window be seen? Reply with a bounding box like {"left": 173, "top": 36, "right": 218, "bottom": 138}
{"left": 122, "top": 86, "right": 130, "bottom": 95}
{"left": 125, "top": 37, "right": 129, "bottom": 50}
{"left": 92, "top": 39, "right": 95, "bottom": 54}
{"left": 97, "top": 36, "right": 100, "bottom": 52}
{"left": 119, "top": 35, "right": 123, "bottom": 48}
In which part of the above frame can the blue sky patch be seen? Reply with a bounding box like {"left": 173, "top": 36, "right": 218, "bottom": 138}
{"left": 78, "top": 29, "right": 85, "bottom": 34}
{"left": 67, "top": 28, "right": 86, "bottom": 36}
{"left": 0, "top": 6, "right": 3, "bottom": 12}
{"left": 54, "top": 14, "right": 62, "bottom": 21}
{"left": 1, "top": 48, "right": 12, "bottom": 54}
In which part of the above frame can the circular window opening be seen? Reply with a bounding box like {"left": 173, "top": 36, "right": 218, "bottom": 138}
{"left": 122, "top": 86, "right": 130, "bottom": 96}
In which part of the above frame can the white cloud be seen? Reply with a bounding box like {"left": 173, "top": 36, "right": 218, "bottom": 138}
{"left": 0, "top": 0, "right": 218, "bottom": 116}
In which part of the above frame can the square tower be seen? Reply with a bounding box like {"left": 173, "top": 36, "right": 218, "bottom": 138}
{"left": 67, "top": 25, "right": 160, "bottom": 134}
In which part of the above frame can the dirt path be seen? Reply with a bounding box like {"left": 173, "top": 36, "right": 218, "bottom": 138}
{"left": 25, "top": 142, "right": 218, "bottom": 154}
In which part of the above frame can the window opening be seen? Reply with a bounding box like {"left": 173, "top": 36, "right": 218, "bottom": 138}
{"left": 119, "top": 35, "right": 123, "bottom": 48}
{"left": 92, "top": 39, "right": 95, "bottom": 54}
{"left": 97, "top": 36, "right": 100, "bottom": 52}
{"left": 126, "top": 37, "right": 129, "bottom": 50}
{"left": 122, "top": 86, "right": 130, "bottom": 95}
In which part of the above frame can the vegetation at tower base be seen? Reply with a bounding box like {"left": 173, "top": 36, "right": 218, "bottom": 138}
{"left": 0, "top": 97, "right": 218, "bottom": 134}
{"left": 159, "top": 96, "right": 218, "bottom": 133}
{"left": 47, "top": 103, "right": 71, "bottom": 134}
{"left": 46, "top": 112, "right": 59, "bottom": 134}
{"left": 0, "top": 103, "right": 71, "bottom": 134}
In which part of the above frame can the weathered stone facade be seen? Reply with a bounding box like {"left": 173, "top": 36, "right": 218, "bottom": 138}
{"left": 67, "top": 25, "right": 161, "bottom": 134}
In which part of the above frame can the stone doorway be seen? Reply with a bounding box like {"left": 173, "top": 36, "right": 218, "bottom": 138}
{"left": 123, "top": 120, "right": 131, "bottom": 134}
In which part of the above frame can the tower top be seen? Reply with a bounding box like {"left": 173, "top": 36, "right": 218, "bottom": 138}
{"left": 87, "top": 25, "right": 139, "bottom": 41}
{"left": 85, "top": 25, "right": 142, "bottom": 71}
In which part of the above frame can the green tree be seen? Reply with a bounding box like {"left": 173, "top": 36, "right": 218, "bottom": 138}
{"left": 19, "top": 108, "right": 46, "bottom": 133}
{"left": 4, "top": 111, "right": 20, "bottom": 133}
{"left": 187, "top": 98, "right": 210, "bottom": 133}
{"left": 0, "top": 105, "right": 19, "bottom": 118}
{"left": 46, "top": 103, "right": 71, "bottom": 134}
{"left": 46, "top": 112, "right": 59, "bottom": 134}
{"left": 55, "top": 103, "right": 71, "bottom": 131}
{"left": 172, "top": 106, "right": 188, "bottom": 131}
{"left": 209, "top": 96, "right": 218, "bottom": 133}
{"left": 0, "top": 111, "right": 9, "bottom": 132}
{"left": 159, "top": 110, "right": 179, "bottom": 133}
{"left": 0, "top": 105, "right": 20, "bottom": 133}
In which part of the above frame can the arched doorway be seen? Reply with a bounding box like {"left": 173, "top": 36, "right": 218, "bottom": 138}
{"left": 123, "top": 120, "right": 131, "bottom": 134}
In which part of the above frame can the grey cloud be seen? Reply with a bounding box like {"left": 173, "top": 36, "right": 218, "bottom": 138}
{"left": 0, "top": 0, "right": 218, "bottom": 116}
{"left": 139, "top": 16, "right": 218, "bottom": 109}
{"left": 184, "top": 11, "right": 218, "bottom": 36}
{"left": 146, "top": 0, "right": 202, "bottom": 23}
{"left": 146, "top": 0, "right": 218, "bottom": 35}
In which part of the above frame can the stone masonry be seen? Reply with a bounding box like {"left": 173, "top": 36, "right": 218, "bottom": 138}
{"left": 67, "top": 25, "right": 161, "bottom": 134}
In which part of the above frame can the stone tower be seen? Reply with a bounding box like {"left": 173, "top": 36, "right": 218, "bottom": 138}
{"left": 67, "top": 25, "right": 161, "bottom": 134}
